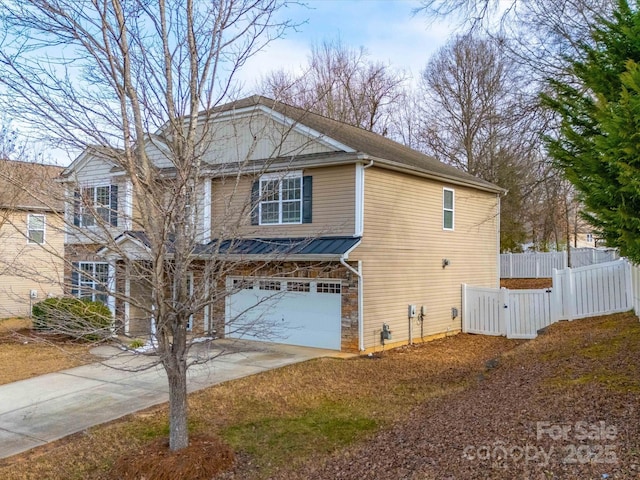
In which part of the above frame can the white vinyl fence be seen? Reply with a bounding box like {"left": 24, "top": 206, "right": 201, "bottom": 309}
{"left": 552, "top": 259, "right": 631, "bottom": 321}
{"left": 464, "top": 259, "right": 633, "bottom": 339}
{"left": 501, "top": 248, "right": 619, "bottom": 278}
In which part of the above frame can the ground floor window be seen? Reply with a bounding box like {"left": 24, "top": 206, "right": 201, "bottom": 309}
{"left": 78, "top": 262, "right": 109, "bottom": 304}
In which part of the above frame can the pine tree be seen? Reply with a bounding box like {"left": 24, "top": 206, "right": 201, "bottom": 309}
{"left": 543, "top": 0, "right": 640, "bottom": 261}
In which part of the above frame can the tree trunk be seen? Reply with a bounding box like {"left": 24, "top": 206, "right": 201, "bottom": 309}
{"left": 167, "top": 362, "right": 189, "bottom": 451}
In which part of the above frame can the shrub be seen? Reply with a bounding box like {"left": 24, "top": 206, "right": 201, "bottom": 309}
{"left": 32, "top": 297, "right": 112, "bottom": 342}
{"left": 129, "top": 339, "right": 145, "bottom": 349}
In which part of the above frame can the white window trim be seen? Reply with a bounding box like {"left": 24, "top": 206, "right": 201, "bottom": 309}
{"left": 27, "top": 213, "right": 45, "bottom": 244}
{"left": 443, "top": 188, "right": 455, "bottom": 231}
{"left": 258, "top": 171, "right": 303, "bottom": 225}
{"left": 77, "top": 261, "right": 110, "bottom": 304}
{"left": 78, "top": 182, "right": 114, "bottom": 228}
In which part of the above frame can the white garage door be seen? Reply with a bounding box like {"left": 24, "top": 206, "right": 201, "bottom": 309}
{"left": 225, "top": 278, "right": 342, "bottom": 350}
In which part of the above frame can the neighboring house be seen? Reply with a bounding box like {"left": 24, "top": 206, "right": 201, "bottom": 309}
{"left": 0, "top": 160, "right": 64, "bottom": 318}
{"left": 59, "top": 96, "right": 503, "bottom": 352}
{"left": 572, "top": 231, "right": 602, "bottom": 249}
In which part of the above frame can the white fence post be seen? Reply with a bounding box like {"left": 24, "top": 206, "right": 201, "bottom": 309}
{"left": 625, "top": 259, "right": 633, "bottom": 311}
{"left": 566, "top": 266, "right": 575, "bottom": 321}
{"left": 461, "top": 283, "right": 468, "bottom": 333}
{"left": 551, "top": 268, "right": 559, "bottom": 323}
{"left": 500, "top": 287, "right": 510, "bottom": 337}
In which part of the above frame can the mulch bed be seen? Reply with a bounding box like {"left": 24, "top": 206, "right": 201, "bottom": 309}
{"left": 111, "top": 434, "right": 235, "bottom": 480}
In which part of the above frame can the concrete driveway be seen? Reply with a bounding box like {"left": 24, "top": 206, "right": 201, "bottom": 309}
{"left": 0, "top": 339, "right": 347, "bottom": 459}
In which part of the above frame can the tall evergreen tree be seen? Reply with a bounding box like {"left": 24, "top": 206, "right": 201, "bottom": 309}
{"left": 543, "top": 0, "right": 640, "bottom": 261}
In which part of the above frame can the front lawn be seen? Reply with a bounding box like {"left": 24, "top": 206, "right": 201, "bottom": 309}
{"left": 0, "top": 318, "right": 95, "bottom": 385}
{"left": 1, "top": 312, "right": 639, "bottom": 479}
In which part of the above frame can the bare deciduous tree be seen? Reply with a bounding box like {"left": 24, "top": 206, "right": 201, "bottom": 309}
{"left": 0, "top": 0, "right": 297, "bottom": 452}
{"left": 261, "top": 38, "right": 408, "bottom": 134}
{"left": 417, "top": 34, "right": 540, "bottom": 250}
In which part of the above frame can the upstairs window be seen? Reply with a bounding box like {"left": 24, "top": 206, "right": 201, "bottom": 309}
{"left": 27, "top": 214, "right": 45, "bottom": 244}
{"left": 251, "top": 172, "right": 313, "bottom": 225}
{"left": 74, "top": 184, "right": 118, "bottom": 228}
{"left": 259, "top": 174, "right": 302, "bottom": 225}
{"left": 250, "top": 172, "right": 312, "bottom": 226}
{"left": 443, "top": 188, "right": 454, "bottom": 230}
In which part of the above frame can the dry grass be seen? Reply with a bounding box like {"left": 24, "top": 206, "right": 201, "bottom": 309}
{"left": 1, "top": 312, "right": 639, "bottom": 479}
{"left": 0, "top": 318, "right": 95, "bottom": 385}
{"left": 0, "top": 333, "right": 521, "bottom": 479}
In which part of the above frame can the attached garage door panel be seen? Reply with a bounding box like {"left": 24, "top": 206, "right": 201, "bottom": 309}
{"left": 226, "top": 279, "right": 341, "bottom": 350}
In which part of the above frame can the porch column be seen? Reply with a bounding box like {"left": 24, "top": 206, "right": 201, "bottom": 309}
{"left": 124, "top": 264, "right": 130, "bottom": 335}
{"left": 107, "top": 260, "right": 116, "bottom": 333}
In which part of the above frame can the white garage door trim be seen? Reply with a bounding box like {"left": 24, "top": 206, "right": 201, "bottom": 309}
{"left": 225, "top": 277, "right": 342, "bottom": 350}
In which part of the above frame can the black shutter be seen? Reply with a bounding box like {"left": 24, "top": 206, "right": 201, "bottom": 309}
{"left": 251, "top": 180, "right": 259, "bottom": 225}
{"left": 73, "top": 190, "right": 81, "bottom": 226}
{"left": 302, "top": 176, "right": 312, "bottom": 224}
{"left": 71, "top": 262, "right": 80, "bottom": 297}
{"left": 110, "top": 184, "right": 118, "bottom": 227}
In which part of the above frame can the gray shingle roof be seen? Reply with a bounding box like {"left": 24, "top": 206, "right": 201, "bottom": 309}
{"left": 211, "top": 95, "right": 502, "bottom": 193}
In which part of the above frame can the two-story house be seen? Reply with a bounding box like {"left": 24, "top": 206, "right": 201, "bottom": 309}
{"left": 0, "top": 160, "right": 64, "bottom": 318}
{"left": 60, "top": 96, "right": 502, "bottom": 353}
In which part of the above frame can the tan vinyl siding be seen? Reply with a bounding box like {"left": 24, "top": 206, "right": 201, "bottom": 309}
{"left": 0, "top": 211, "right": 64, "bottom": 318}
{"left": 211, "top": 164, "right": 356, "bottom": 238}
{"left": 351, "top": 167, "right": 499, "bottom": 350}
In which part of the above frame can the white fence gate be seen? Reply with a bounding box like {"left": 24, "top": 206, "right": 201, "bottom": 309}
{"left": 462, "top": 285, "right": 553, "bottom": 339}
{"left": 501, "top": 248, "right": 619, "bottom": 278}
{"left": 464, "top": 259, "right": 632, "bottom": 339}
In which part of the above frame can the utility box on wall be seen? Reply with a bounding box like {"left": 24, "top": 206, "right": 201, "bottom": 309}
{"left": 381, "top": 323, "right": 392, "bottom": 342}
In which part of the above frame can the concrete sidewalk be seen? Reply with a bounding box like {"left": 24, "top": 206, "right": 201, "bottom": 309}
{"left": 0, "top": 339, "right": 344, "bottom": 459}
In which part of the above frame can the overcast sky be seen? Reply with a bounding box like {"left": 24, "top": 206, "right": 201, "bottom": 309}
{"left": 238, "top": 0, "right": 457, "bottom": 90}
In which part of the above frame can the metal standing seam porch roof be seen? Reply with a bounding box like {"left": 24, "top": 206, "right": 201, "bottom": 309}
{"left": 199, "top": 236, "right": 361, "bottom": 257}
{"left": 108, "top": 231, "right": 361, "bottom": 259}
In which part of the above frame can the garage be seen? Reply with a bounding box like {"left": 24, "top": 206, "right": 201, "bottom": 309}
{"left": 225, "top": 277, "right": 342, "bottom": 350}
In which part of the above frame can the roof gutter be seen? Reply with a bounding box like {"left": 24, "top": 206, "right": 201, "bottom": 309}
{"left": 366, "top": 156, "right": 505, "bottom": 194}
